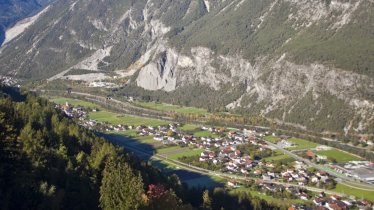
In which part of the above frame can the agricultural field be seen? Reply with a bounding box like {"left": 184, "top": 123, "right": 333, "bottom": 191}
{"left": 156, "top": 146, "right": 182, "bottom": 154}
{"left": 166, "top": 149, "right": 205, "bottom": 160}
{"left": 49, "top": 96, "right": 100, "bottom": 109}
{"left": 117, "top": 131, "right": 204, "bottom": 160}
{"left": 315, "top": 149, "right": 362, "bottom": 163}
{"left": 179, "top": 124, "right": 200, "bottom": 132}
{"left": 193, "top": 130, "right": 220, "bottom": 138}
{"left": 333, "top": 183, "right": 374, "bottom": 202}
{"left": 263, "top": 150, "right": 295, "bottom": 163}
{"left": 89, "top": 111, "right": 170, "bottom": 127}
{"left": 287, "top": 138, "right": 320, "bottom": 151}
{"left": 133, "top": 101, "right": 208, "bottom": 115}
{"left": 136, "top": 135, "right": 159, "bottom": 145}
{"left": 264, "top": 135, "right": 280, "bottom": 143}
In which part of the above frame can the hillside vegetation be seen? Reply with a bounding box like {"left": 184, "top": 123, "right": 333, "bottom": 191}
{"left": 0, "top": 86, "right": 283, "bottom": 209}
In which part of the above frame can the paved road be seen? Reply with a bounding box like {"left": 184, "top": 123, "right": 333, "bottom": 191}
{"left": 265, "top": 141, "right": 374, "bottom": 191}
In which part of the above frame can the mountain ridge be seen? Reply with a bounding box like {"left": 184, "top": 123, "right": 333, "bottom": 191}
{"left": 0, "top": 0, "right": 373, "bottom": 134}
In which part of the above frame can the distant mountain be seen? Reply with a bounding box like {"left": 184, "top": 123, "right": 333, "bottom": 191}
{"left": 0, "top": 0, "right": 54, "bottom": 46}
{"left": 0, "top": 0, "right": 373, "bottom": 134}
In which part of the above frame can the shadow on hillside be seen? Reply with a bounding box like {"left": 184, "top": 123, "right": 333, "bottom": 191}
{"left": 102, "top": 133, "right": 223, "bottom": 189}
{"left": 0, "top": 29, "right": 4, "bottom": 46}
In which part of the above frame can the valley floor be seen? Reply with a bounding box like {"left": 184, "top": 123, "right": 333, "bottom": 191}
{"left": 45, "top": 94, "right": 374, "bottom": 204}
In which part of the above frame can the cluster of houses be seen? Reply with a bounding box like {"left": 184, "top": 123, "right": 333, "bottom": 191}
{"left": 139, "top": 124, "right": 180, "bottom": 144}
{"left": 223, "top": 154, "right": 336, "bottom": 192}
{"left": 77, "top": 119, "right": 130, "bottom": 131}
{"left": 197, "top": 131, "right": 271, "bottom": 174}
{"left": 56, "top": 102, "right": 130, "bottom": 131}
{"left": 134, "top": 125, "right": 267, "bottom": 149}
{"left": 280, "top": 168, "right": 332, "bottom": 186}
{"left": 304, "top": 150, "right": 328, "bottom": 163}
{"left": 252, "top": 160, "right": 334, "bottom": 188}
{"left": 290, "top": 193, "right": 373, "bottom": 210}
{"left": 277, "top": 139, "right": 296, "bottom": 149}
{"left": 79, "top": 119, "right": 98, "bottom": 130}
{"left": 190, "top": 130, "right": 255, "bottom": 149}
{"left": 200, "top": 126, "right": 226, "bottom": 134}
{"left": 56, "top": 102, "right": 88, "bottom": 119}
{"left": 312, "top": 193, "right": 373, "bottom": 210}
{"left": 228, "top": 180, "right": 373, "bottom": 210}
{"left": 234, "top": 182, "right": 311, "bottom": 200}
{"left": 0, "top": 76, "right": 19, "bottom": 87}
{"left": 358, "top": 135, "right": 374, "bottom": 146}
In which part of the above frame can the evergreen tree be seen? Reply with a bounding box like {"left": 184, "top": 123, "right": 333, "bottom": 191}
{"left": 100, "top": 157, "right": 145, "bottom": 210}
{"left": 202, "top": 190, "right": 212, "bottom": 210}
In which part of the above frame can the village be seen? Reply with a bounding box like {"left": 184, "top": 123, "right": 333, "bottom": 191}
{"left": 0, "top": 76, "right": 19, "bottom": 87}
{"left": 55, "top": 101, "right": 374, "bottom": 209}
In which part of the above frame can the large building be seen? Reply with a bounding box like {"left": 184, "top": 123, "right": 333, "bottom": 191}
{"left": 333, "top": 161, "right": 374, "bottom": 184}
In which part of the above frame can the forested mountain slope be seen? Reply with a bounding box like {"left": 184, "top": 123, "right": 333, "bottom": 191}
{"left": 0, "top": 0, "right": 373, "bottom": 134}
{"left": 0, "top": 87, "right": 186, "bottom": 209}
{"left": 0, "top": 87, "right": 279, "bottom": 210}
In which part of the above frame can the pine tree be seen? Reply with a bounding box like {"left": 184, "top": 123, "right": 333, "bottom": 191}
{"left": 202, "top": 190, "right": 212, "bottom": 210}
{"left": 100, "top": 157, "right": 144, "bottom": 210}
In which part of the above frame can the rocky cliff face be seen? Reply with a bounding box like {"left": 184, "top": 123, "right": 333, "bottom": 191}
{"left": 0, "top": 0, "right": 373, "bottom": 134}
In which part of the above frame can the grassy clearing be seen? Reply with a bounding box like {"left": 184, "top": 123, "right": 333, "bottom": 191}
{"left": 231, "top": 188, "right": 309, "bottom": 206}
{"left": 133, "top": 101, "right": 208, "bottom": 114}
{"left": 156, "top": 146, "right": 183, "bottom": 154}
{"left": 116, "top": 130, "right": 138, "bottom": 137}
{"left": 168, "top": 149, "right": 204, "bottom": 160}
{"left": 264, "top": 135, "right": 280, "bottom": 143}
{"left": 49, "top": 96, "right": 100, "bottom": 109}
{"left": 179, "top": 124, "right": 200, "bottom": 131}
{"left": 137, "top": 136, "right": 158, "bottom": 144}
{"left": 193, "top": 130, "right": 219, "bottom": 138}
{"left": 333, "top": 183, "right": 374, "bottom": 201}
{"left": 315, "top": 149, "right": 361, "bottom": 163}
{"left": 89, "top": 111, "right": 170, "bottom": 127}
{"left": 287, "top": 138, "right": 320, "bottom": 151}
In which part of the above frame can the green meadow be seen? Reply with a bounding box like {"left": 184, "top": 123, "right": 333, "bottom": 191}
{"left": 133, "top": 101, "right": 208, "bottom": 115}
{"left": 287, "top": 138, "right": 320, "bottom": 151}
{"left": 315, "top": 149, "right": 362, "bottom": 163}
